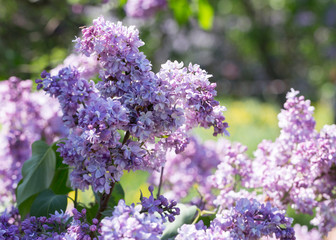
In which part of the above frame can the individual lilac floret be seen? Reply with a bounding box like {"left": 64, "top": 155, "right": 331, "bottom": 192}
{"left": 140, "top": 186, "right": 180, "bottom": 222}
{"left": 125, "top": 0, "right": 167, "bottom": 18}
{"left": 100, "top": 199, "right": 164, "bottom": 239}
{"left": 0, "top": 77, "right": 65, "bottom": 208}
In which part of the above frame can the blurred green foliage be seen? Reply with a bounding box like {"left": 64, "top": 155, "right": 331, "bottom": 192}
{"left": 2, "top": 0, "right": 336, "bottom": 113}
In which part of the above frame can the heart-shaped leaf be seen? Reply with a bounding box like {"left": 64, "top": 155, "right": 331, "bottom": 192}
{"left": 30, "top": 189, "right": 67, "bottom": 217}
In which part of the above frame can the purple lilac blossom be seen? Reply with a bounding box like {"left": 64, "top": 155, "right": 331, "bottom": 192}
{"left": 176, "top": 198, "right": 295, "bottom": 240}
{"left": 140, "top": 185, "right": 180, "bottom": 222}
{"left": 0, "top": 77, "right": 65, "bottom": 209}
{"left": 63, "top": 208, "right": 101, "bottom": 240}
{"left": 100, "top": 199, "right": 164, "bottom": 239}
{"left": 251, "top": 89, "right": 336, "bottom": 236}
{"left": 38, "top": 16, "right": 228, "bottom": 193}
{"left": 0, "top": 208, "right": 74, "bottom": 239}
{"left": 0, "top": 207, "right": 102, "bottom": 239}
{"left": 125, "top": 0, "right": 167, "bottom": 18}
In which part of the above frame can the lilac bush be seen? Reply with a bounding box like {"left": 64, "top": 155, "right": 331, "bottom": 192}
{"left": 1, "top": 15, "right": 336, "bottom": 240}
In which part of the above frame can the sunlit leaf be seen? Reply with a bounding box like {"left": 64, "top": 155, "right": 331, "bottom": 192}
{"left": 198, "top": 0, "right": 214, "bottom": 30}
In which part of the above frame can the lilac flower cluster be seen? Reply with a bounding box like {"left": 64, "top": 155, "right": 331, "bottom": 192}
{"left": 0, "top": 77, "right": 65, "bottom": 208}
{"left": 125, "top": 0, "right": 167, "bottom": 18}
{"left": 100, "top": 199, "right": 164, "bottom": 239}
{"left": 0, "top": 207, "right": 104, "bottom": 239}
{"left": 0, "top": 208, "right": 71, "bottom": 239}
{"left": 37, "top": 16, "right": 228, "bottom": 194}
{"left": 208, "top": 138, "right": 253, "bottom": 209}
{"left": 251, "top": 89, "right": 336, "bottom": 235}
{"left": 140, "top": 185, "right": 180, "bottom": 222}
{"left": 176, "top": 198, "right": 295, "bottom": 240}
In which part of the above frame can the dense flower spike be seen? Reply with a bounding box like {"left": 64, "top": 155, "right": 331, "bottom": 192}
{"left": 100, "top": 200, "right": 164, "bottom": 239}
{"left": 0, "top": 77, "right": 65, "bottom": 209}
{"left": 176, "top": 198, "right": 295, "bottom": 240}
{"left": 251, "top": 89, "right": 336, "bottom": 235}
{"left": 37, "top": 16, "right": 228, "bottom": 193}
{"left": 125, "top": 0, "right": 167, "bottom": 18}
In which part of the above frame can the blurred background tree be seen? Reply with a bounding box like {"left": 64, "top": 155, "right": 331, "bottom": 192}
{"left": 1, "top": 0, "right": 335, "bottom": 111}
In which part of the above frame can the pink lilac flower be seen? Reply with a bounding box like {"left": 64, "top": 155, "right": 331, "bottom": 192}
{"left": 208, "top": 138, "right": 253, "bottom": 208}
{"left": 251, "top": 89, "right": 336, "bottom": 236}
{"left": 0, "top": 77, "right": 65, "bottom": 208}
{"left": 125, "top": 0, "right": 167, "bottom": 18}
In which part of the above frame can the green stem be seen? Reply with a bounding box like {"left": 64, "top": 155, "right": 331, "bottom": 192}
{"left": 192, "top": 209, "right": 216, "bottom": 225}
{"left": 74, "top": 188, "right": 78, "bottom": 209}
{"left": 157, "top": 167, "right": 164, "bottom": 198}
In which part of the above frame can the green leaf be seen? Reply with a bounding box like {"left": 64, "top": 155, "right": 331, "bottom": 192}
{"left": 161, "top": 204, "right": 197, "bottom": 240}
{"left": 30, "top": 189, "right": 67, "bottom": 217}
{"left": 198, "top": 0, "right": 214, "bottom": 30}
{"left": 16, "top": 141, "right": 56, "bottom": 216}
{"left": 169, "top": 0, "right": 192, "bottom": 25}
{"left": 18, "top": 194, "right": 38, "bottom": 219}
{"left": 49, "top": 144, "right": 72, "bottom": 195}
